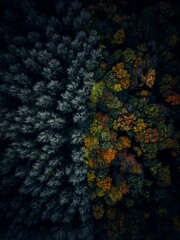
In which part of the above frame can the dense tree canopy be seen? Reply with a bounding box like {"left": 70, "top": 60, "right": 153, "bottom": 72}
{"left": 0, "top": 0, "right": 179, "bottom": 239}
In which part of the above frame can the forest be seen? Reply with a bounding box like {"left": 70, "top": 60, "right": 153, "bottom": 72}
{"left": 0, "top": 0, "right": 179, "bottom": 239}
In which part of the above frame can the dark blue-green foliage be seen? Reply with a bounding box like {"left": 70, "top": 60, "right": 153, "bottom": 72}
{"left": 0, "top": 0, "right": 101, "bottom": 239}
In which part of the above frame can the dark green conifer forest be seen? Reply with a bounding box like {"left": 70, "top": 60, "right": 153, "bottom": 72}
{"left": 0, "top": 0, "right": 179, "bottom": 239}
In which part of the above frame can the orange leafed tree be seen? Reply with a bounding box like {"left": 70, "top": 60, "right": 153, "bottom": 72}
{"left": 141, "top": 68, "right": 156, "bottom": 88}
{"left": 120, "top": 136, "right": 131, "bottom": 148}
{"left": 97, "top": 177, "right": 112, "bottom": 191}
{"left": 101, "top": 148, "right": 117, "bottom": 164}
{"left": 166, "top": 92, "right": 180, "bottom": 105}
